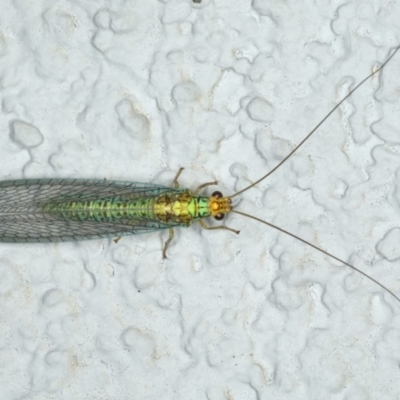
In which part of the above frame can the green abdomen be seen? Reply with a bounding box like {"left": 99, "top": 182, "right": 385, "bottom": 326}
{"left": 43, "top": 197, "right": 155, "bottom": 222}
{"left": 42, "top": 191, "right": 213, "bottom": 226}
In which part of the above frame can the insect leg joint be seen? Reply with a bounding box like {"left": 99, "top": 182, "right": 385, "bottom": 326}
{"left": 198, "top": 219, "right": 240, "bottom": 235}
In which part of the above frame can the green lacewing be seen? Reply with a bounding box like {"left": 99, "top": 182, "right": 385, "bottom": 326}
{"left": 1, "top": 45, "right": 399, "bottom": 304}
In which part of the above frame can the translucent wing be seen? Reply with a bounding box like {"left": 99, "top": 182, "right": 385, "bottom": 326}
{"left": 0, "top": 216, "right": 181, "bottom": 243}
{"left": 0, "top": 179, "right": 183, "bottom": 243}
{"left": 0, "top": 178, "right": 178, "bottom": 211}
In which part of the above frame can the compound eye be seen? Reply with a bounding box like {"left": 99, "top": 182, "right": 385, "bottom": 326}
{"left": 214, "top": 213, "right": 225, "bottom": 221}
{"left": 212, "top": 191, "right": 223, "bottom": 198}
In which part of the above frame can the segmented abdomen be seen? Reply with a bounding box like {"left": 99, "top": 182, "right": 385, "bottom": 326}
{"left": 0, "top": 179, "right": 184, "bottom": 243}
{"left": 43, "top": 197, "right": 156, "bottom": 222}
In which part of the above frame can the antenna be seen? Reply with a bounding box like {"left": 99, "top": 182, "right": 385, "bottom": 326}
{"left": 222, "top": 44, "right": 400, "bottom": 304}
{"left": 231, "top": 210, "right": 400, "bottom": 304}
{"left": 229, "top": 44, "right": 400, "bottom": 199}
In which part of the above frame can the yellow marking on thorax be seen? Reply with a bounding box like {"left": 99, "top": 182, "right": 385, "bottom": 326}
{"left": 161, "top": 200, "right": 185, "bottom": 216}
{"left": 172, "top": 201, "right": 181, "bottom": 215}
{"left": 154, "top": 192, "right": 194, "bottom": 221}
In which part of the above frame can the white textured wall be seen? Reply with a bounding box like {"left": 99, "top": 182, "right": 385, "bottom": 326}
{"left": 1, "top": 1, "right": 400, "bottom": 399}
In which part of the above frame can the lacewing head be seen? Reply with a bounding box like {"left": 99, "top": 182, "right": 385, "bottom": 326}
{"left": 209, "top": 190, "right": 231, "bottom": 220}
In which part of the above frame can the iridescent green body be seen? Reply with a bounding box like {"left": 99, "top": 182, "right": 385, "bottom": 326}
{"left": 0, "top": 179, "right": 231, "bottom": 243}
{"left": 1, "top": 45, "right": 399, "bottom": 299}
{"left": 43, "top": 191, "right": 212, "bottom": 224}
